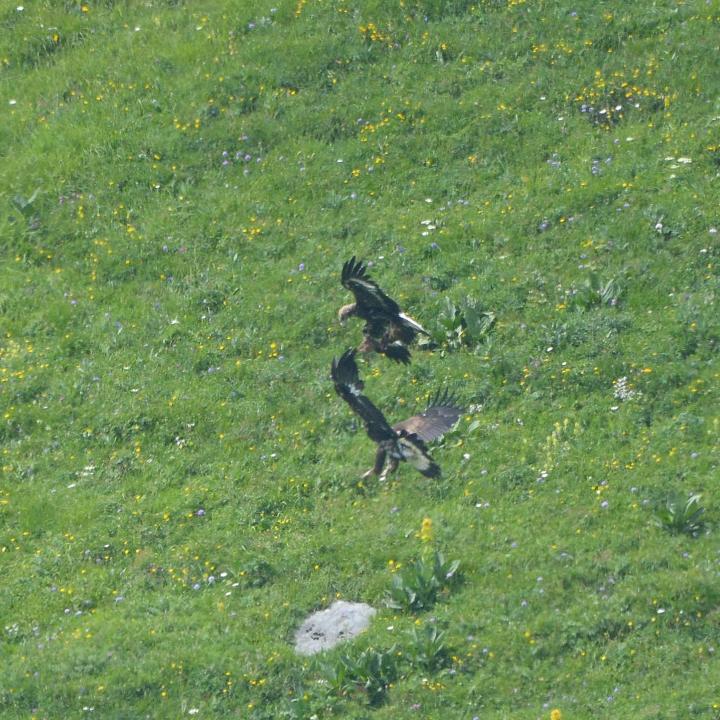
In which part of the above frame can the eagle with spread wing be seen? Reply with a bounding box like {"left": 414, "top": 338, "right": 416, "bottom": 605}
{"left": 338, "top": 256, "right": 428, "bottom": 365}
{"left": 331, "top": 348, "right": 463, "bottom": 481}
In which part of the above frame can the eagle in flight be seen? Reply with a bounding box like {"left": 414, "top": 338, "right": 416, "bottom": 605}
{"left": 331, "top": 348, "right": 463, "bottom": 481}
{"left": 338, "top": 256, "right": 428, "bottom": 364}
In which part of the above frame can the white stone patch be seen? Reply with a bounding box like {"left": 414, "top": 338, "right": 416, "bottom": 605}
{"left": 294, "top": 601, "right": 376, "bottom": 656}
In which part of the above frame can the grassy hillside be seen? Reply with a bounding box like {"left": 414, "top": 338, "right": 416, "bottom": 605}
{"left": 1, "top": 0, "right": 718, "bottom": 717}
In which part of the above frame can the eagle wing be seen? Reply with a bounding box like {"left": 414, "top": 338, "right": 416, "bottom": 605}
{"left": 341, "top": 257, "right": 402, "bottom": 319}
{"left": 331, "top": 349, "right": 395, "bottom": 443}
{"left": 393, "top": 388, "right": 463, "bottom": 442}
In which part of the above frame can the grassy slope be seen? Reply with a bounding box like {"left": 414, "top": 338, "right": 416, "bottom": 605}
{"left": 1, "top": 0, "right": 719, "bottom": 717}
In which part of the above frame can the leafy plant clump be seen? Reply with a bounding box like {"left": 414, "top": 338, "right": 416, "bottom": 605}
{"left": 315, "top": 624, "right": 454, "bottom": 709}
{"left": 565, "top": 272, "right": 623, "bottom": 311}
{"left": 653, "top": 493, "right": 707, "bottom": 537}
{"left": 405, "top": 622, "right": 452, "bottom": 672}
{"left": 317, "top": 645, "right": 399, "bottom": 706}
{"left": 422, "top": 296, "right": 496, "bottom": 351}
{"left": 386, "top": 551, "right": 461, "bottom": 612}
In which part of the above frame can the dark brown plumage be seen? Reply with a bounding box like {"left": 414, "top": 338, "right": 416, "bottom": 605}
{"left": 331, "top": 349, "right": 462, "bottom": 480}
{"left": 338, "top": 256, "right": 428, "bottom": 364}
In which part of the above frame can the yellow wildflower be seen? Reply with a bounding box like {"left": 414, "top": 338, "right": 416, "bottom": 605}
{"left": 418, "top": 517, "right": 433, "bottom": 542}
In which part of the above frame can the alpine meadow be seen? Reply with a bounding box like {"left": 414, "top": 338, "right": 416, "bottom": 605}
{"left": 1, "top": 0, "right": 719, "bottom": 718}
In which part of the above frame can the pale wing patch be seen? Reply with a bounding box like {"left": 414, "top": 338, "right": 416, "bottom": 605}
{"left": 354, "top": 278, "right": 381, "bottom": 293}
{"left": 397, "top": 312, "right": 427, "bottom": 334}
{"left": 398, "top": 437, "right": 433, "bottom": 473}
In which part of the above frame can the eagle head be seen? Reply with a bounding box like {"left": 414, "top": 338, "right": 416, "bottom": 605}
{"left": 338, "top": 302, "right": 357, "bottom": 325}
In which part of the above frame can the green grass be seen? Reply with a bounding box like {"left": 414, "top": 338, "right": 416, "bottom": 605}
{"left": 1, "top": 0, "right": 719, "bottom": 717}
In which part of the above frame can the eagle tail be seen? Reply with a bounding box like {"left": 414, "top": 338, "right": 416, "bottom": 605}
{"left": 382, "top": 342, "right": 412, "bottom": 365}
{"left": 418, "top": 461, "right": 442, "bottom": 479}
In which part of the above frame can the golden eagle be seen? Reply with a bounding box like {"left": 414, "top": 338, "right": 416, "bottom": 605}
{"left": 331, "top": 349, "right": 462, "bottom": 481}
{"left": 338, "top": 256, "right": 428, "bottom": 365}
